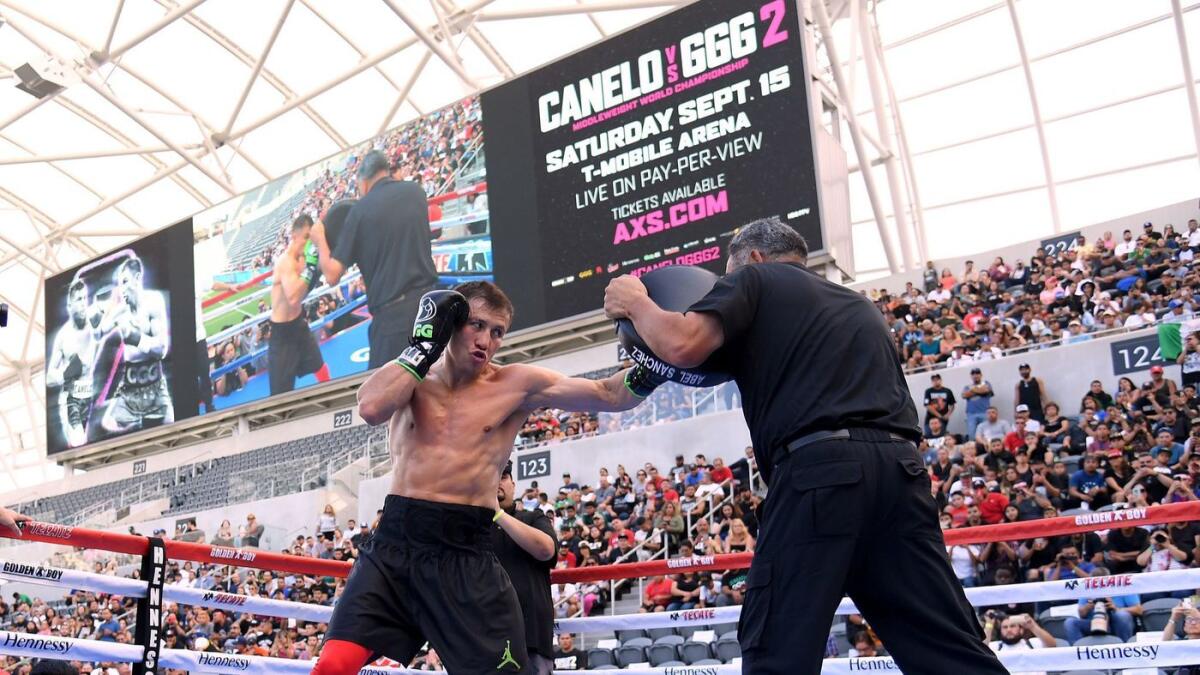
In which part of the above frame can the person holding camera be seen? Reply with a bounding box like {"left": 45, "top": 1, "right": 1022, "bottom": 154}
{"left": 1138, "top": 527, "right": 1190, "bottom": 573}
{"left": 1161, "top": 603, "right": 1200, "bottom": 643}
{"left": 1124, "top": 452, "right": 1174, "bottom": 503}
{"left": 1064, "top": 567, "right": 1140, "bottom": 644}
{"left": 1046, "top": 544, "right": 1094, "bottom": 581}
{"left": 1179, "top": 333, "right": 1200, "bottom": 391}
{"left": 984, "top": 611, "right": 1055, "bottom": 675}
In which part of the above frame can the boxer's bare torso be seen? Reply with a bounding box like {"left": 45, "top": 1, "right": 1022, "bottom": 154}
{"left": 358, "top": 295, "right": 645, "bottom": 510}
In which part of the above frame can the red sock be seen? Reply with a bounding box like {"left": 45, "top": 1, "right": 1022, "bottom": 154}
{"left": 312, "top": 640, "right": 373, "bottom": 675}
{"left": 314, "top": 364, "right": 331, "bottom": 383}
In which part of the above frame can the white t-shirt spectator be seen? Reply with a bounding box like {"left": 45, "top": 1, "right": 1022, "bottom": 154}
{"left": 1115, "top": 239, "right": 1136, "bottom": 258}
{"left": 1124, "top": 312, "right": 1157, "bottom": 329}
{"left": 947, "top": 545, "right": 982, "bottom": 580}
{"left": 989, "top": 637, "right": 1047, "bottom": 675}
{"left": 696, "top": 482, "right": 724, "bottom": 502}
{"left": 1189, "top": 228, "right": 1200, "bottom": 248}
{"left": 973, "top": 347, "right": 1003, "bottom": 361}
{"left": 928, "top": 288, "right": 951, "bottom": 304}
{"left": 1144, "top": 548, "right": 1188, "bottom": 572}
{"left": 976, "top": 419, "right": 1013, "bottom": 442}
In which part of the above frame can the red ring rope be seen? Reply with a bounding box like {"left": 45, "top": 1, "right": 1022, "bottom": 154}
{"left": 7, "top": 501, "right": 1199, "bottom": 584}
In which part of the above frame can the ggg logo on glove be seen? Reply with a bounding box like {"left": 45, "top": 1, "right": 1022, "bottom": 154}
{"left": 415, "top": 296, "right": 437, "bottom": 322}
{"left": 413, "top": 323, "right": 434, "bottom": 339}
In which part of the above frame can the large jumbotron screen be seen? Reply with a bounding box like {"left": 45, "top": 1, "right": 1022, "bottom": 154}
{"left": 44, "top": 0, "right": 821, "bottom": 451}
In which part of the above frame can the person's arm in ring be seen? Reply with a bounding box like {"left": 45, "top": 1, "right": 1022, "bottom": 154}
{"left": 602, "top": 275, "right": 725, "bottom": 368}
{"left": 310, "top": 220, "right": 347, "bottom": 285}
{"left": 496, "top": 510, "right": 556, "bottom": 562}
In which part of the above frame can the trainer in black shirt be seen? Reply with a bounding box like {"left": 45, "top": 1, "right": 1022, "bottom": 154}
{"left": 494, "top": 462, "right": 557, "bottom": 675}
{"left": 311, "top": 150, "right": 438, "bottom": 369}
{"left": 604, "top": 217, "right": 1005, "bottom": 674}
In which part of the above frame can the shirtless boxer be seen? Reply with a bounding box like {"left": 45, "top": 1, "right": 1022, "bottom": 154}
{"left": 46, "top": 279, "right": 97, "bottom": 447}
{"left": 268, "top": 215, "right": 331, "bottom": 395}
{"left": 98, "top": 257, "right": 174, "bottom": 433}
{"left": 312, "top": 281, "right": 664, "bottom": 674}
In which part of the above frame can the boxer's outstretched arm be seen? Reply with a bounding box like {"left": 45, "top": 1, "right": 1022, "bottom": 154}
{"left": 520, "top": 365, "right": 644, "bottom": 413}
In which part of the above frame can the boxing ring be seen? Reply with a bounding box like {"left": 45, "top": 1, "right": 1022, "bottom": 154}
{"left": 5, "top": 502, "right": 1200, "bottom": 673}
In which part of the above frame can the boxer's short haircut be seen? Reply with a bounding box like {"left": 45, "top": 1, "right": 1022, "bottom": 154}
{"left": 68, "top": 279, "right": 86, "bottom": 296}
{"left": 454, "top": 280, "right": 514, "bottom": 322}
{"left": 120, "top": 256, "right": 144, "bottom": 278}
{"left": 293, "top": 213, "right": 314, "bottom": 232}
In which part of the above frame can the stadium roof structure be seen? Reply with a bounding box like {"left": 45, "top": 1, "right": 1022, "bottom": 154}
{"left": 0, "top": 0, "right": 1198, "bottom": 489}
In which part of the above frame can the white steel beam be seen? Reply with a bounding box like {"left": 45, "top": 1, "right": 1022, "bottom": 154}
{"left": 1172, "top": 0, "right": 1200, "bottom": 172}
{"left": 105, "top": 0, "right": 209, "bottom": 61}
{"left": 858, "top": 0, "right": 918, "bottom": 270}
{"left": 0, "top": 144, "right": 194, "bottom": 165}
{"left": 1005, "top": 0, "right": 1061, "bottom": 233}
{"left": 103, "top": 0, "right": 127, "bottom": 56}
{"left": 378, "top": 50, "right": 433, "bottom": 137}
{"left": 813, "top": 0, "right": 901, "bottom": 273}
{"left": 222, "top": 0, "right": 297, "bottom": 137}
{"left": 382, "top": 0, "right": 481, "bottom": 90}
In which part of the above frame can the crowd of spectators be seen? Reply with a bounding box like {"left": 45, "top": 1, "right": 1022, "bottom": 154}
{"left": 876, "top": 220, "right": 1200, "bottom": 372}
{"left": 240, "top": 97, "right": 481, "bottom": 276}
{"left": 0, "top": 448, "right": 759, "bottom": 673}
{"left": 837, "top": 357, "right": 1200, "bottom": 659}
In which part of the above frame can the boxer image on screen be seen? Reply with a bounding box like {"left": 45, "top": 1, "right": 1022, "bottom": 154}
{"left": 45, "top": 278, "right": 97, "bottom": 447}
{"left": 98, "top": 257, "right": 174, "bottom": 433}
{"left": 268, "top": 214, "right": 331, "bottom": 395}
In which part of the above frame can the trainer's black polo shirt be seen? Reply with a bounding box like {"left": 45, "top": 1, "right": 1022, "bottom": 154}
{"left": 492, "top": 508, "right": 557, "bottom": 659}
{"left": 688, "top": 262, "right": 921, "bottom": 482}
{"left": 332, "top": 179, "right": 438, "bottom": 315}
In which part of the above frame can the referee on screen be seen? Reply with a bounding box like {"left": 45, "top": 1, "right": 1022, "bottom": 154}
{"left": 603, "top": 217, "right": 1006, "bottom": 674}
{"left": 310, "top": 150, "right": 438, "bottom": 368}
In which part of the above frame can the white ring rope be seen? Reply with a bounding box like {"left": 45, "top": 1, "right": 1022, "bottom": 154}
{"left": 9, "top": 560, "right": 1200, "bottom": 634}
{"left": 6, "top": 562, "right": 1200, "bottom": 672}
{"left": 3, "top": 631, "right": 1200, "bottom": 675}
{"left": 556, "top": 567, "right": 1200, "bottom": 632}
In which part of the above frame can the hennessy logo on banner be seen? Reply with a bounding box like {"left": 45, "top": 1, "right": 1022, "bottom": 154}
{"left": 134, "top": 537, "right": 166, "bottom": 675}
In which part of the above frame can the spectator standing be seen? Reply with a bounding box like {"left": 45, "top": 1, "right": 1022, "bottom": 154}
{"left": 1015, "top": 364, "right": 1049, "bottom": 423}
{"left": 242, "top": 514, "right": 264, "bottom": 548}
{"left": 1181, "top": 333, "right": 1200, "bottom": 391}
{"left": 962, "top": 368, "right": 994, "bottom": 440}
{"left": 922, "top": 373, "right": 956, "bottom": 434}
{"left": 316, "top": 505, "right": 337, "bottom": 541}
{"left": 493, "top": 462, "right": 557, "bottom": 675}
{"left": 310, "top": 150, "right": 438, "bottom": 368}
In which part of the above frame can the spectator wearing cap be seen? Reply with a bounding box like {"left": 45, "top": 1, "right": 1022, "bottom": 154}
{"left": 1149, "top": 364, "right": 1180, "bottom": 407}
{"left": 1064, "top": 319, "right": 1092, "bottom": 344}
{"left": 975, "top": 406, "right": 1013, "bottom": 447}
{"left": 1164, "top": 298, "right": 1191, "bottom": 323}
{"left": 1154, "top": 428, "right": 1186, "bottom": 468}
{"left": 1015, "top": 364, "right": 1048, "bottom": 423}
{"left": 961, "top": 367, "right": 994, "bottom": 440}
{"left": 920, "top": 372, "right": 955, "bottom": 435}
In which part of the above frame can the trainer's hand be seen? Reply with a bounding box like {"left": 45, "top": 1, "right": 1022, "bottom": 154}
{"left": 0, "top": 507, "right": 30, "bottom": 537}
{"left": 604, "top": 275, "right": 648, "bottom": 320}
